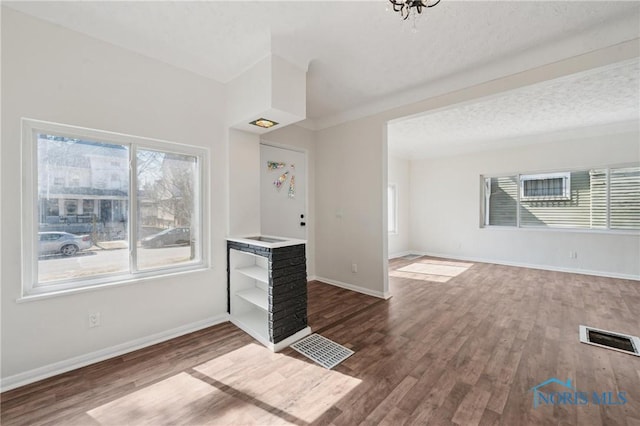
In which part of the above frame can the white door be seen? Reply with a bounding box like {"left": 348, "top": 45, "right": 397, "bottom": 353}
{"left": 260, "top": 144, "right": 307, "bottom": 240}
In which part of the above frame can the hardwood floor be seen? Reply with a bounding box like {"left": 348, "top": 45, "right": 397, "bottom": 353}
{"left": 2, "top": 257, "right": 640, "bottom": 425}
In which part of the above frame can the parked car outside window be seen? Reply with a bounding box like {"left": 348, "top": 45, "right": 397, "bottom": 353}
{"left": 141, "top": 227, "right": 191, "bottom": 248}
{"left": 38, "top": 232, "right": 93, "bottom": 256}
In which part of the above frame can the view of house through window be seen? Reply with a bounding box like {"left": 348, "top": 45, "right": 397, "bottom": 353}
{"left": 34, "top": 129, "right": 204, "bottom": 290}
{"left": 483, "top": 166, "right": 640, "bottom": 230}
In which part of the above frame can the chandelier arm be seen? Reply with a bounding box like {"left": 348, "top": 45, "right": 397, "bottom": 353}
{"left": 389, "top": 0, "right": 440, "bottom": 21}
{"left": 401, "top": 4, "right": 410, "bottom": 20}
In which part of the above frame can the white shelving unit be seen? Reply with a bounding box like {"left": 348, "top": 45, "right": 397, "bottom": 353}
{"left": 235, "top": 287, "right": 268, "bottom": 311}
{"left": 227, "top": 237, "right": 311, "bottom": 352}
{"left": 235, "top": 265, "right": 268, "bottom": 284}
{"left": 229, "top": 248, "right": 270, "bottom": 346}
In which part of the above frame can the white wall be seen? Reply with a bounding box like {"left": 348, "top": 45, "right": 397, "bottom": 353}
{"left": 1, "top": 8, "right": 229, "bottom": 386}
{"left": 388, "top": 155, "right": 410, "bottom": 258}
{"left": 261, "top": 125, "right": 316, "bottom": 278}
{"left": 409, "top": 132, "right": 640, "bottom": 279}
{"left": 315, "top": 117, "right": 390, "bottom": 298}
{"left": 228, "top": 129, "right": 261, "bottom": 236}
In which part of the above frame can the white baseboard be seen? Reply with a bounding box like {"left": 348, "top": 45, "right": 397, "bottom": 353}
{"left": 0, "top": 314, "right": 230, "bottom": 392}
{"left": 315, "top": 276, "right": 391, "bottom": 299}
{"left": 272, "top": 327, "right": 312, "bottom": 352}
{"left": 413, "top": 251, "right": 640, "bottom": 281}
{"left": 388, "top": 250, "right": 412, "bottom": 259}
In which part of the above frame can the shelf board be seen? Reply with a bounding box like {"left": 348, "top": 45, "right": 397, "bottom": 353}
{"left": 235, "top": 265, "right": 269, "bottom": 283}
{"left": 231, "top": 309, "right": 269, "bottom": 344}
{"left": 236, "top": 287, "right": 269, "bottom": 311}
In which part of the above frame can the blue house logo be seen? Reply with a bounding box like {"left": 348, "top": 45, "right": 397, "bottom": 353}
{"left": 530, "top": 378, "right": 575, "bottom": 408}
{"left": 530, "top": 377, "right": 627, "bottom": 408}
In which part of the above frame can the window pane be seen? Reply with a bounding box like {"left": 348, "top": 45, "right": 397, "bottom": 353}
{"left": 520, "top": 171, "right": 590, "bottom": 228}
{"left": 610, "top": 167, "right": 640, "bottom": 230}
{"left": 488, "top": 176, "right": 517, "bottom": 226}
{"left": 37, "top": 135, "right": 129, "bottom": 283}
{"left": 137, "top": 150, "right": 199, "bottom": 270}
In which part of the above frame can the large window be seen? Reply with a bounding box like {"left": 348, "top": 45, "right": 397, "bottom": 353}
{"left": 483, "top": 166, "right": 640, "bottom": 231}
{"left": 23, "top": 119, "right": 208, "bottom": 296}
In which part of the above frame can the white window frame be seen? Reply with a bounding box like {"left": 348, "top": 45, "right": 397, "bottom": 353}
{"left": 21, "top": 118, "right": 209, "bottom": 297}
{"left": 388, "top": 183, "right": 398, "bottom": 234}
{"left": 520, "top": 172, "right": 571, "bottom": 201}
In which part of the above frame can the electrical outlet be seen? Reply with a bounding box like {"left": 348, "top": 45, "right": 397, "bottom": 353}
{"left": 352, "top": 263, "right": 358, "bottom": 273}
{"left": 88, "top": 312, "right": 101, "bottom": 328}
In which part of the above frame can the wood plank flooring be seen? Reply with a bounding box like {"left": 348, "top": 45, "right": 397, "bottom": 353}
{"left": 2, "top": 257, "right": 640, "bottom": 425}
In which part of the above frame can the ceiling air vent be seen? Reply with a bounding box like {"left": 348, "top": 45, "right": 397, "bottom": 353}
{"left": 579, "top": 325, "right": 640, "bottom": 356}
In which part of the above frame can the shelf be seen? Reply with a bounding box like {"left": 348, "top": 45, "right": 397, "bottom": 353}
{"left": 232, "top": 309, "right": 269, "bottom": 344}
{"left": 236, "top": 287, "right": 268, "bottom": 311}
{"left": 235, "top": 265, "right": 268, "bottom": 283}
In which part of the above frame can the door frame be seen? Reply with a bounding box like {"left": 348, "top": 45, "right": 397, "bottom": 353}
{"left": 259, "top": 140, "right": 309, "bottom": 241}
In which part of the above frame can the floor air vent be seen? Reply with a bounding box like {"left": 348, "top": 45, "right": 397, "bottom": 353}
{"left": 290, "top": 334, "right": 354, "bottom": 369}
{"left": 579, "top": 325, "right": 640, "bottom": 356}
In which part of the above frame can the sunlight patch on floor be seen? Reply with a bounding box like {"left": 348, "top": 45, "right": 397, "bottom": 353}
{"left": 87, "top": 372, "right": 219, "bottom": 425}
{"left": 393, "top": 259, "right": 473, "bottom": 283}
{"left": 87, "top": 343, "right": 361, "bottom": 425}
{"left": 194, "top": 343, "right": 361, "bottom": 424}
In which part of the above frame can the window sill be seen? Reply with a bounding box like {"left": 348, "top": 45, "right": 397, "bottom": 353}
{"left": 481, "top": 226, "right": 639, "bottom": 236}
{"left": 17, "top": 266, "right": 210, "bottom": 303}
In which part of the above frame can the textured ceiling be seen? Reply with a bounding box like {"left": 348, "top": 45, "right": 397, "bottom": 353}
{"left": 5, "top": 1, "right": 640, "bottom": 126}
{"left": 388, "top": 59, "right": 640, "bottom": 159}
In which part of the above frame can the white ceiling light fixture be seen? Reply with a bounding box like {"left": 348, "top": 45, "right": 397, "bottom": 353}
{"left": 388, "top": 0, "right": 441, "bottom": 21}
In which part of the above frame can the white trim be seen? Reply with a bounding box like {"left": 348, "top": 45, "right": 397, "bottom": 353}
{"left": 228, "top": 318, "right": 311, "bottom": 352}
{"left": 315, "top": 276, "right": 392, "bottom": 299}
{"left": 21, "top": 118, "right": 210, "bottom": 296}
{"left": 411, "top": 251, "right": 640, "bottom": 281}
{"left": 16, "top": 267, "right": 210, "bottom": 303}
{"left": 0, "top": 314, "right": 230, "bottom": 392}
{"left": 481, "top": 224, "right": 639, "bottom": 236}
{"left": 272, "top": 327, "right": 312, "bottom": 352}
{"left": 388, "top": 250, "right": 413, "bottom": 259}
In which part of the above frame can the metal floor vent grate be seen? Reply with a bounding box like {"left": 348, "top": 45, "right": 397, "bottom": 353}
{"left": 579, "top": 325, "right": 640, "bottom": 356}
{"left": 290, "top": 334, "right": 354, "bottom": 369}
